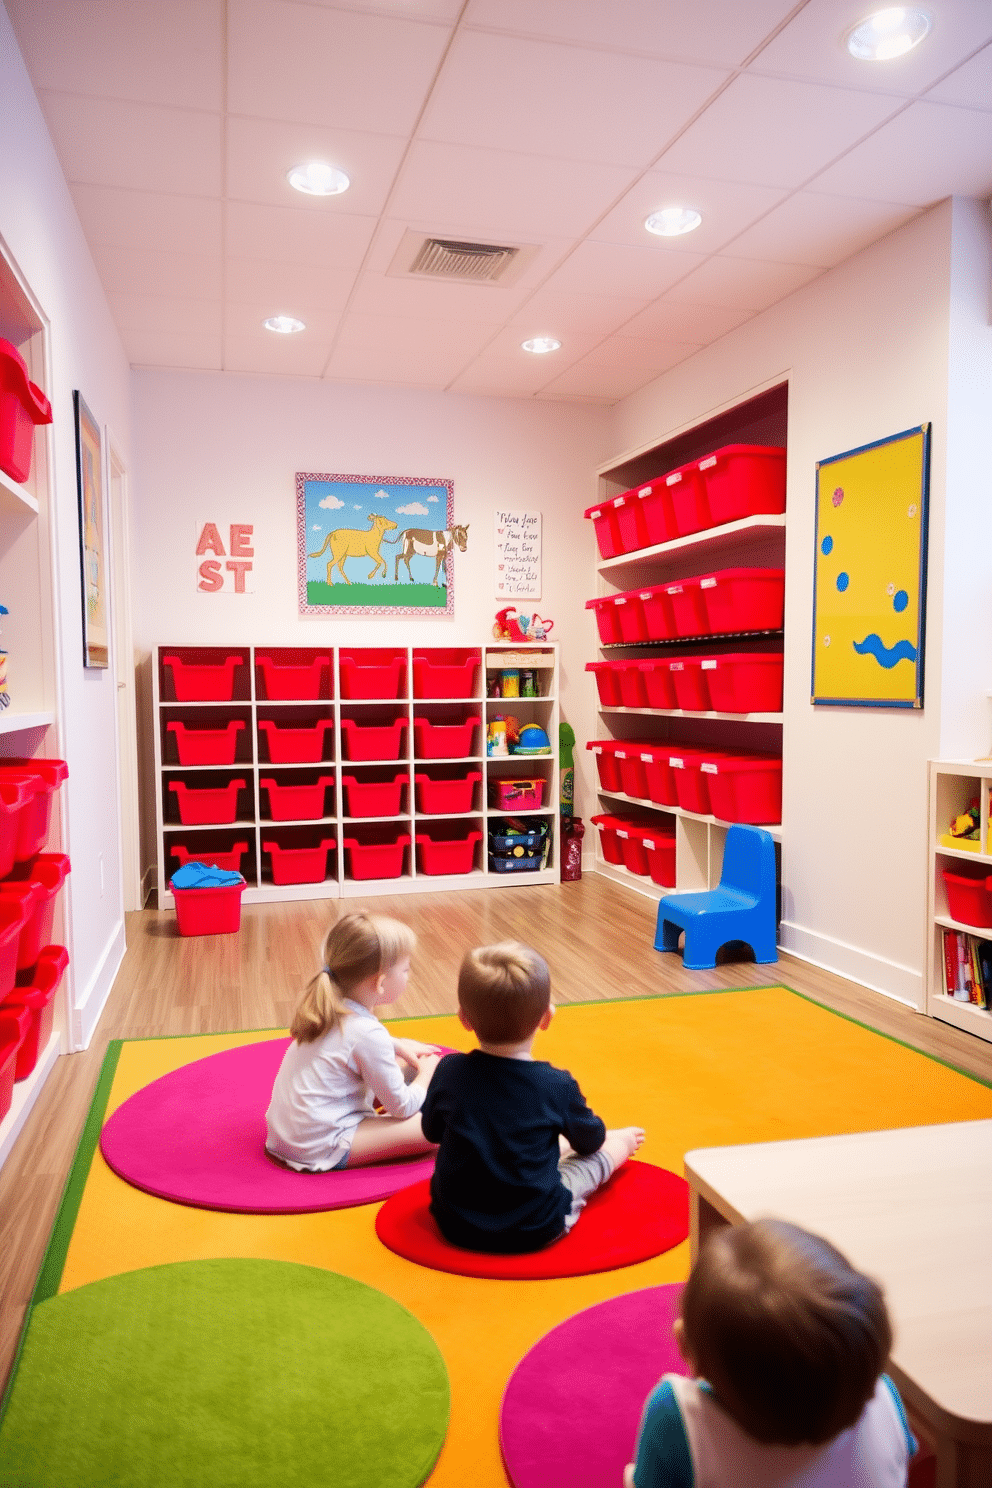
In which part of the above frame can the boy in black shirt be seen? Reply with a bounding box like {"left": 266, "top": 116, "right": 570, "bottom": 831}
{"left": 421, "top": 941, "right": 644, "bottom": 1253}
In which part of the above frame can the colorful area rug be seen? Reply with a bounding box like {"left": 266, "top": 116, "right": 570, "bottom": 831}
{"left": 5, "top": 988, "right": 991, "bottom": 1488}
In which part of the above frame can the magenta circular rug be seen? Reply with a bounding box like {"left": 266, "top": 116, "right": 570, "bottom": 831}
{"left": 500, "top": 1285, "right": 688, "bottom": 1488}
{"left": 99, "top": 1037, "right": 436, "bottom": 1214}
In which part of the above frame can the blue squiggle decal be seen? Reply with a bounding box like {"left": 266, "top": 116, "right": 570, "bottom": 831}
{"left": 853, "top": 634, "right": 917, "bottom": 669}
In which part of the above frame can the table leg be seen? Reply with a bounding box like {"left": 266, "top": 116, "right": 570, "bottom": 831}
{"left": 690, "top": 1190, "right": 729, "bottom": 1261}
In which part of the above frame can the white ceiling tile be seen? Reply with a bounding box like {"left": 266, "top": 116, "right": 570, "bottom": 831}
{"left": 37, "top": 92, "right": 221, "bottom": 195}
{"left": 557, "top": 336, "right": 702, "bottom": 377}
{"left": 228, "top": 0, "right": 452, "bottom": 131}
{"left": 926, "top": 41, "right": 992, "bottom": 108}
{"left": 226, "top": 201, "right": 377, "bottom": 270}
{"left": 663, "top": 255, "right": 824, "bottom": 310}
{"left": 224, "top": 304, "right": 342, "bottom": 375}
{"left": 124, "top": 328, "right": 223, "bottom": 371}
{"left": 94, "top": 244, "right": 223, "bottom": 300}
{"left": 225, "top": 116, "right": 408, "bottom": 215}
{"left": 463, "top": 0, "right": 799, "bottom": 67}
{"left": 541, "top": 240, "right": 705, "bottom": 300}
{"left": 621, "top": 299, "right": 756, "bottom": 341}
{"left": 389, "top": 140, "right": 640, "bottom": 239}
{"left": 657, "top": 73, "right": 904, "bottom": 189}
{"left": 508, "top": 289, "right": 652, "bottom": 339}
{"left": 418, "top": 29, "right": 729, "bottom": 167}
{"left": 324, "top": 313, "right": 501, "bottom": 386}
{"left": 5, "top": 0, "right": 224, "bottom": 110}
{"left": 349, "top": 271, "right": 527, "bottom": 323}
{"left": 307, "top": 0, "right": 464, "bottom": 15}
{"left": 108, "top": 294, "right": 223, "bottom": 337}
{"left": 538, "top": 360, "right": 678, "bottom": 403}
{"left": 752, "top": 0, "right": 992, "bottom": 96}
{"left": 809, "top": 100, "right": 992, "bottom": 203}
{"left": 449, "top": 324, "right": 604, "bottom": 394}
{"left": 71, "top": 185, "right": 223, "bottom": 255}
{"left": 590, "top": 173, "right": 788, "bottom": 253}
{"left": 721, "top": 193, "right": 922, "bottom": 267}
{"left": 225, "top": 260, "right": 358, "bottom": 315}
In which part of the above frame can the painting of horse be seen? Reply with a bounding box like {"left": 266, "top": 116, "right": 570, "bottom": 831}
{"left": 307, "top": 513, "right": 398, "bottom": 585}
{"left": 384, "top": 524, "right": 469, "bottom": 585}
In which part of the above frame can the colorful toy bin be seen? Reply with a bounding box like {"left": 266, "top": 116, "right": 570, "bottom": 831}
{"left": 170, "top": 875, "right": 247, "bottom": 937}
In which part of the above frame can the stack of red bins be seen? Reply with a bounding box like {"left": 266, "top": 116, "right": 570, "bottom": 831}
{"left": 0, "top": 757, "right": 70, "bottom": 1119}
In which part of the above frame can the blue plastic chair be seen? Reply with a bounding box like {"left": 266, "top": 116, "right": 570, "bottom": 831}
{"left": 654, "top": 824, "right": 778, "bottom": 970}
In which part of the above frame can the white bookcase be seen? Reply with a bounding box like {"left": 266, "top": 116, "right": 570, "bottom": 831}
{"left": 925, "top": 758, "right": 992, "bottom": 1044}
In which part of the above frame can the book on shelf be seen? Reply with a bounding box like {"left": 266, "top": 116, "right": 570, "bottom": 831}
{"left": 940, "top": 928, "right": 990, "bottom": 1009}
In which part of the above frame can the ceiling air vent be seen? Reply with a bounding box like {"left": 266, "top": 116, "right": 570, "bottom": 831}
{"left": 387, "top": 230, "right": 539, "bottom": 287}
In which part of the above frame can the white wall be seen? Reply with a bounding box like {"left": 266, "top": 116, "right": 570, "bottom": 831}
{"left": 130, "top": 370, "right": 611, "bottom": 874}
{"left": 610, "top": 202, "right": 961, "bottom": 1006}
{"left": 0, "top": 3, "right": 131, "bottom": 1044}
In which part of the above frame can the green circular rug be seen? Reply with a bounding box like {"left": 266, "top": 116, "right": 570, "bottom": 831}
{"left": 0, "top": 1259, "right": 449, "bottom": 1488}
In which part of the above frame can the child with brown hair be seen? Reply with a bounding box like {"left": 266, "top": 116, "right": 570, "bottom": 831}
{"left": 420, "top": 940, "right": 643, "bottom": 1253}
{"left": 265, "top": 911, "right": 440, "bottom": 1172}
{"left": 626, "top": 1217, "right": 916, "bottom": 1487}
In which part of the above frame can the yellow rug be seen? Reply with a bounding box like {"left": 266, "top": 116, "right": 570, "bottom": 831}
{"left": 42, "top": 988, "right": 992, "bottom": 1486}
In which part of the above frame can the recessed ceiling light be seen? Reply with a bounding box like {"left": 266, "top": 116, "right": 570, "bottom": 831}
{"left": 644, "top": 206, "right": 702, "bottom": 238}
{"left": 287, "top": 161, "right": 350, "bottom": 196}
{"left": 846, "top": 8, "right": 932, "bottom": 60}
{"left": 264, "top": 315, "right": 306, "bottom": 335}
{"left": 521, "top": 336, "right": 562, "bottom": 355}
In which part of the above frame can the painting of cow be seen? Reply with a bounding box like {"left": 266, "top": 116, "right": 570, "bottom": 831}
{"left": 384, "top": 524, "right": 469, "bottom": 586}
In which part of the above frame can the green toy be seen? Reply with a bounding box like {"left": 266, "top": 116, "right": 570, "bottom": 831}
{"left": 559, "top": 721, "right": 575, "bottom": 818}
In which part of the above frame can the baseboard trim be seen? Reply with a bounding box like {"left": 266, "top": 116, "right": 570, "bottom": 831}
{"left": 778, "top": 920, "right": 921, "bottom": 1009}
{"left": 70, "top": 919, "right": 128, "bottom": 1050}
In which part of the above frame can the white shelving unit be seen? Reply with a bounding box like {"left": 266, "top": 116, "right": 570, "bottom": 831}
{"left": 153, "top": 642, "right": 559, "bottom": 904}
{"left": 588, "top": 385, "right": 787, "bottom": 902}
{"left": 925, "top": 759, "right": 992, "bottom": 1044}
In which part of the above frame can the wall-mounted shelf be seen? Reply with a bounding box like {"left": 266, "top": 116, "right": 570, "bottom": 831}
{"left": 597, "top": 514, "right": 786, "bottom": 574}
{"left": 0, "top": 467, "right": 39, "bottom": 517}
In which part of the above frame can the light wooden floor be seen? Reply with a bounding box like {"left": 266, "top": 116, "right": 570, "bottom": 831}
{"left": 1, "top": 874, "right": 990, "bottom": 1396}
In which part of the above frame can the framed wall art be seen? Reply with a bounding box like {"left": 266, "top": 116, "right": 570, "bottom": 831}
{"left": 74, "top": 391, "right": 109, "bottom": 668}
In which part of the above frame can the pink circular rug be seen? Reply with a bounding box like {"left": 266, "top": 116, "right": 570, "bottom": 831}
{"left": 99, "top": 1037, "right": 436, "bottom": 1213}
{"left": 500, "top": 1285, "right": 688, "bottom": 1488}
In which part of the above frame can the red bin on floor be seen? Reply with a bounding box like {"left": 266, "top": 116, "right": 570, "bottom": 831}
{"left": 170, "top": 877, "right": 246, "bottom": 936}
{"left": 642, "top": 825, "right": 677, "bottom": 887}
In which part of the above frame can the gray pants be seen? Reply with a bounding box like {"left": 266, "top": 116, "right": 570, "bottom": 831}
{"left": 558, "top": 1147, "right": 615, "bottom": 1232}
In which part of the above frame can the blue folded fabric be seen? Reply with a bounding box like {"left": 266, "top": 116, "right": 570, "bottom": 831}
{"left": 170, "top": 862, "right": 245, "bottom": 889}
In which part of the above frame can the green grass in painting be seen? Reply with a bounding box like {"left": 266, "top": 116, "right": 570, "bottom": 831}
{"left": 307, "top": 581, "right": 447, "bottom": 608}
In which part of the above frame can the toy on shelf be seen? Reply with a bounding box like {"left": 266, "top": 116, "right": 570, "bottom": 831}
{"left": 940, "top": 798, "right": 990, "bottom": 854}
{"left": 487, "top": 715, "right": 520, "bottom": 757}
{"left": 514, "top": 724, "right": 551, "bottom": 756}
{"left": 493, "top": 608, "right": 555, "bottom": 642}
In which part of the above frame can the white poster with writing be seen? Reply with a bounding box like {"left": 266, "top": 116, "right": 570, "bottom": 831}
{"left": 195, "top": 521, "right": 255, "bottom": 593}
{"left": 494, "top": 510, "right": 541, "bottom": 599}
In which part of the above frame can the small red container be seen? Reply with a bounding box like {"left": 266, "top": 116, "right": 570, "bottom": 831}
{"left": 586, "top": 662, "right": 623, "bottom": 708}
{"left": 263, "top": 839, "right": 336, "bottom": 886}
{"left": 415, "top": 771, "right": 481, "bottom": 815}
{"left": 639, "top": 746, "right": 679, "bottom": 808}
{"left": 702, "top": 753, "right": 782, "bottom": 825}
{"left": 697, "top": 444, "right": 786, "bottom": 527}
{"left": 587, "top": 740, "right": 623, "bottom": 793}
{"left": 258, "top": 718, "right": 333, "bottom": 764}
{"left": 0, "top": 897, "right": 29, "bottom": 1001}
{"left": 585, "top": 596, "right": 624, "bottom": 646}
{"left": 490, "top": 778, "right": 545, "bottom": 810}
{"left": 342, "top": 773, "right": 407, "bottom": 818}
{"left": 167, "top": 720, "right": 244, "bottom": 767}
{"left": 590, "top": 814, "right": 626, "bottom": 866}
{"left": 616, "top": 749, "right": 649, "bottom": 801}
{"left": 616, "top": 825, "right": 650, "bottom": 877}
{"left": 614, "top": 590, "right": 649, "bottom": 644}
{"left": 171, "top": 877, "right": 246, "bottom": 936}
{"left": 941, "top": 866, "right": 992, "bottom": 929}
{"left": 612, "top": 489, "right": 651, "bottom": 553}
{"left": 638, "top": 584, "right": 676, "bottom": 641}
{"left": 666, "top": 577, "right": 710, "bottom": 638}
{"left": 340, "top": 717, "right": 408, "bottom": 762}
{"left": 636, "top": 480, "right": 676, "bottom": 547}
{"left": 0, "top": 776, "right": 41, "bottom": 878}
{"left": 665, "top": 460, "right": 711, "bottom": 537}
{"left": 0, "top": 758, "right": 68, "bottom": 860}
{"left": 170, "top": 842, "right": 248, "bottom": 874}
{"left": 670, "top": 748, "right": 715, "bottom": 815}
{"left": 639, "top": 662, "right": 677, "bottom": 711}
{"left": 618, "top": 663, "right": 648, "bottom": 709}
{"left": 416, "top": 830, "right": 482, "bottom": 876}
{"left": 642, "top": 825, "right": 677, "bottom": 887}
{"left": 338, "top": 651, "right": 405, "bottom": 701}
{"left": 703, "top": 652, "right": 784, "bottom": 714}
{"left": 669, "top": 656, "right": 711, "bottom": 712}
{"left": 0, "top": 1009, "right": 26, "bottom": 1119}
{"left": 256, "top": 654, "right": 330, "bottom": 701}
{"left": 0, "top": 338, "right": 53, "bottom": 484}
{"left": 412, "top": 651, "right": 480, "bottom": 699}
{"left": 163, "top": 654, "right": 243, "bottom": 702}
{"left": 4, "top": 945, "right": 68, "bottom": 1079}
{"left": 169, "top": 778, "right": 246, "bottom": 826}
{"left": 343, "top": 834, "right": 410, "bottom": 881}
{"left": 585, "top": 499, "right": 623, "bottom": 560}
{"left": 261, "top": 776, "right": 333, "bottom": 822}
{"left": 413, "top": 715, "right": 480, "bottom": 760}
{"left": 1, "top": 853, "right": 69, "bottom": 971}
{"left": 699, "top": 568, "right": 785, "bottom": 635}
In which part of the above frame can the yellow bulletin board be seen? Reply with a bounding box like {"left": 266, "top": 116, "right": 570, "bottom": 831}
{"left": 811, "top": 424, "right": 930, "bottom": 708}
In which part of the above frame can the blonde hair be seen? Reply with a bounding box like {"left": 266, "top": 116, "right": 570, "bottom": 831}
{"left": 291, "top": 912, "right": 416, "bottom": 1044}
{"left": 458, "top": 941, "right": 550, "bottom": 1044}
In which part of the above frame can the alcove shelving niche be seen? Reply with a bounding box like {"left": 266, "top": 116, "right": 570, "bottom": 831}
{"left": 587, "top": 383, "right": 787, "bottom": 903}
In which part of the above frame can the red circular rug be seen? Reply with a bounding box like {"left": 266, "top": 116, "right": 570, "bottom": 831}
{"left": 100, "top": 1037, "right": 436, "bottom": 1214}
{"left": 374, "top": 1161, "right": 689, "bottom": 1278}
{"left": 499, "top": 1285, "right": 688, "bottom": 1488}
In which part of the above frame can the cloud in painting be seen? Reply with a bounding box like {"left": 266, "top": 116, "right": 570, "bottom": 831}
{"left": 428, "top": 495, "right": 439, "bottom": 503}
{"left": 397, "top": 502, "right": 429, "bottom": 516}
{"left": 318, "top": 495, "right": 345, "bottom": 510}
{"left": 311, "top": 524, "right": 321, "bottom": 531}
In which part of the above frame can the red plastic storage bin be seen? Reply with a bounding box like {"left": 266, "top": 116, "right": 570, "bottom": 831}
{"left": 642, "top": 826, "right": 677, "bottom": 887}
{"left": 670, "top": 749, "right": 716, "bottom": 815}
{"left": 170, "top": 778, "right": 245, "bottom": 826}
{"left": 0, "top": 776, "right": 40, "bottom": 878}
{"left": 342, "top": 773, "right": 407, "bottom": 818}
{"left": 167, "top": 720, "right": 244, "bottom": 767}
{"left": 0, "top": 897, "right": 29, "bottom": 1001}
{"left": 636, "top": 480, "right": 676, "bottom": 547}
{"left": 666, "top": 577, "right": 710, "bottom": 638}
{"left": 612, "top": 489, "right": 651, "bottom": 554}
{"left": 170, "top": 842, "right": 248, "bottom": 874}
{"left": 257, "top": 654, "right": 330, "bottom": 701}
{"left": 412, "top": 651, "right": 480, "bottom": 699}
{"left": 415, "top": 771, "right": 481, "bottom": 815}
{"left": 171, "top": 877, "right": 246, "bottom": 936}
{"left": 490, "top": 778, "right": 545, "bottom": 810}
{"left": 702, "top": 753, "right": 782, "bottom": 825}
{"left": 616, "top": 824, "right": 650, "bottom": 877}
{"left": 584, "top": 499, "right": 623, "bottom": 560}
{"left": 1, "top": 853, "right": 69, "bottom": 971}
{"left": 698, "top": 445, "right": 786, "bottom": 527}
{"left": 163, "top": 654, "right": 243, "bottom": 702}
{"left": 590, "top": 814, "right": 626, "bottom": 866}
{"left": 416, "top": 830, "right": 482, "bottom": 876}
{"left": 617, "top": 662, "right": 648, "bottom": 709}
{"left": 638, "top": 585, "right": 676, "bottom": 642}
{"left": 4, "top": 945, "right": 68, "bottom": 1079}
{"left": 263, "top": 839, "right": 336, "bottom": 886}
{"left": 665, "top": 460, "right": 711, "bottom": 537}
{"left": 703, "top": 652, "right": 784, "bottom": 714}
{"left": 0, "top": 338, "right": 53, "bottom": 484}
{"left": 669, "top": 656, "right": 711, "bottom": 712}
{"left": 941, "top": 865, "right": 992, "bottom": 929}
{"left": 614, "top": 590, "right": 649, "bottom": 644}
{"left": 258, "top": 718, "right": 333, "bottom": 764}
{"left": 586, "top": 662, "right": 622, "bottom": 708}
{"left": 0, "top": 757, "right": 68, "bottom": 860}
{"left": 639, "top": 747, "right": 679, "bottom": 808}
{"left": 587, "top": 740, "right": 623, "bottom": 793}
{"left": 699, "top": 568, "right": 785, "bottom": 635}
{"left": 261, "top": 776, "right": 333, "bottom": 822}
{"left": 343, "top": 834, "right": 410, "bottom": 881}
{"left": 616, "top": 748, "right": 649, "bottom": 801}
{"left": 585, "top": 596, "right": 624, "bottom": 645}
{"left": 0, "top": 1009, "right": 25, "bottom": 1120}
{"left": 340, "top": 716, "right": 408, "bottom": 762}
{"left": 338, "top": 651, "right": 405, "bottom": 701}
{"left": 413, "top": 715, "right": 479, "bottom": 760}
{"left": 639, "top": 661, "right": 677, "bottom": 711}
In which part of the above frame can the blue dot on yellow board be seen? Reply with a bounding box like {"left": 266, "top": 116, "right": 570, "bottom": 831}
{"left": 821, "top": 535, "right": 833, "bottom": 556}
{"left": 836, "top": 572, "right": 849, "bottom": 592}
{"left": 893, "top": 590, "right": 909, "bottom": 612}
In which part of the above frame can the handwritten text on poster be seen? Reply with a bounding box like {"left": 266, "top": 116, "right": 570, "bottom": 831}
{"left": 494, "top": 510, "right": 541, "bottom": 599}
